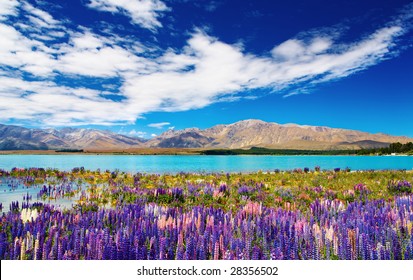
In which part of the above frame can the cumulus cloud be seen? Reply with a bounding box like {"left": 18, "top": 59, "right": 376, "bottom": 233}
{"left": 0, "top": 1, "right": 412, "bottom": 126}
{"left": 148, "top": 122, "right": 171, "bottom": 129}
{"left": 86, "top": 0, "right": 169, "bottom": 30}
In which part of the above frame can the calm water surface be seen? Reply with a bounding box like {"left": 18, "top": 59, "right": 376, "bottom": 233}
{"left": 0, "top": 177, "right": 80, "bottom": 212}
{"left": 0, "top": 154, "right": 412, "bottom": 173}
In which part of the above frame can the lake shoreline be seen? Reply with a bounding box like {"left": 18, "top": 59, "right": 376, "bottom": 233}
{"left": 1, "top": 149, "right": 412, "bottom": 156}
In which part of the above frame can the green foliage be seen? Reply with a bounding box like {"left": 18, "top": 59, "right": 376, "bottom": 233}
{"left": 200, "top": 142, "right": 413, "bottom": 155}
{"left": 5, "top": 167, "right": 413, "bottom": 214}
{"left": 201, "top": 147, "right": 357, "bottom": 155}
{"left": 358, "top": 142, "right": 413, "bottom": 155}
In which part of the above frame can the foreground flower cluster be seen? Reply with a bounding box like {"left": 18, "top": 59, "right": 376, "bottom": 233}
{"left": 0, "top": 168, "right": 412, "bottom": 260}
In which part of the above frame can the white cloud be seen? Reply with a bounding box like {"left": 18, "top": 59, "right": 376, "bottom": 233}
{"left": 58, "top": 45, "right": 141, "bottom": 77}
{"left": 308, "top": 37, "right": 332, "bottom": 54}
{"left": 71, "top": 32, "right": 105, "bottom": 50}
{"left": 127, "top": 129, "right": 147, "bottom": 137}
{"left": 122, "top": 25, "right": 405, "bottom": 115}
{"left": 148, "top": 122, "right": 171, "bottom": 129}
{"left": 0, "top": 76, "right": 133, "bottom": 126}
{"left": 0, "top": 1, "right": 411, "bottom": 126}
{"left": 271, "top": 37, "right": 332, "bottom": 59}
{"left": 23, "top": 2, "right": 60, "bottom": 27}
{"left": 0, "top": 23, "right": 57, "bottom": 76}
{"left": 271, "top": 39, "right": 306, "bottom": 59}
{"left": 0, "top": 0, "right": 19, "bottom": 20}
{"left": 86, "top": 0, "right": 169, "bottom": 30}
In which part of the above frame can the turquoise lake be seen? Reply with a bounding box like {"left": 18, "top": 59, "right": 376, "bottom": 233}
{"left": 0, "top": 154, "right": 412, "bottom": 173}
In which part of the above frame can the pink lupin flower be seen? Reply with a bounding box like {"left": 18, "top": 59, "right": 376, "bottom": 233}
{"left": 214, "top": 241, "right": 220, "bottom": 260}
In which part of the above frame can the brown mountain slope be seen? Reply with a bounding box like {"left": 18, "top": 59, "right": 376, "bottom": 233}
{"left": 1, "top": 120, "right": 412, "bottom": 150}
{"left": 145, "top": 119, "right": 412, "bottom": 149}
{"left": 0, "top": 124, "right": 146, "bottom": 150}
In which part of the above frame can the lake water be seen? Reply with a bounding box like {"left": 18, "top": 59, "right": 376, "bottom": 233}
{"left": 0, "top": 176, "right": 82, "bottom": 212}
{"left": 0, "top": 154, "right": 412, "bottom": 173}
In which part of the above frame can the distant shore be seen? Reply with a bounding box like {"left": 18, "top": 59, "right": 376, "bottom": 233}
{"left": 0, "top": 148, "right": 411, "bottom": 156}
{"left": 0, "top": 148, "right": 202, "bottom": 155}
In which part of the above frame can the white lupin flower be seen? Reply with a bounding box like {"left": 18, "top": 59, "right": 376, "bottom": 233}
{"left": 20, "top": 208, "right": 38, "bottom": 223}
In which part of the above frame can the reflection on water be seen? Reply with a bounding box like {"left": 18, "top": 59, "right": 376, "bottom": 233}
{"left": 0, "top": 177, "right": 82, "bottom": 213}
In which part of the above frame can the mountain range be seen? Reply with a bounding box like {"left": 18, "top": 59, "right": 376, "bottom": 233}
{"left": 0, "top": 124, "right": 144, "bottom": 150}
{"left": 1, "top": 120, "right": 412, "bottom": 151}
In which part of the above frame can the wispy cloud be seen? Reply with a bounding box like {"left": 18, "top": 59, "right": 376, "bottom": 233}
{"left": 86, "top": 0, "right": 169, "bottom": 31}
{"left": 122, "top": 24, "right": 407, "bottom": 113}
{"left": 202, "top": 1, "right": 222, "bottom": 12}
{"left": 23, "top": 2, "right": 60, "bottom": 27}
{"left": 191, "top": 0, "right": 222, "bottom": 12}
{"left": 148, "top": 122, "right": 171, "bottom": 129}
{"left": 127, "top": 129, "right": 147, "bottom": 137}
{"left": 0, "top": 0, "right": 19, "bottom": 20}
{"left": 0, "top": 1, "right": 412, "bottom": 126}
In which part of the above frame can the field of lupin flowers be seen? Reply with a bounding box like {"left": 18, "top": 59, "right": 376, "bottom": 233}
{"left": 0, "top": 167, "right": 412, "bottom": 260}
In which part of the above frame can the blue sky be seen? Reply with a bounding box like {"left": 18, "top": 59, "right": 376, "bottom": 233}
{"left": 0, "top": 0, "right": 412, "bottom": 138}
